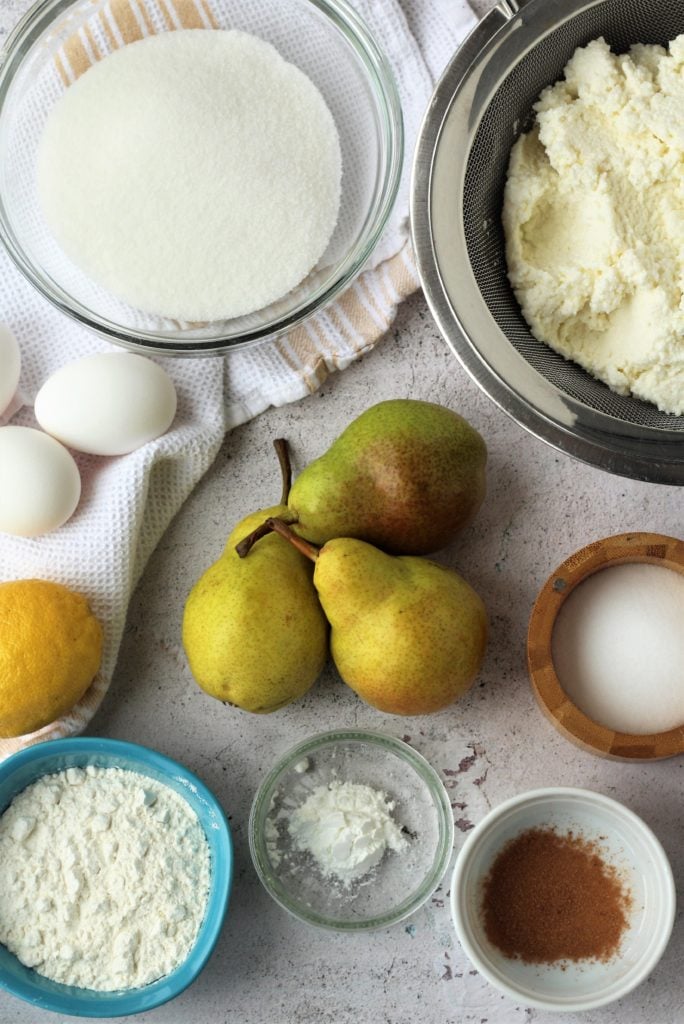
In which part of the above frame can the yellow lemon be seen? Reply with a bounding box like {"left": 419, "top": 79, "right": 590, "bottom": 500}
{"left": 0, "top": 579, "right": 103, "bottom": 738}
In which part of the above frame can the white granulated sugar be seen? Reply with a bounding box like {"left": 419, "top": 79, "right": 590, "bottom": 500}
{"left": 37, "top": 30, "right": 342, "bottom": 321}
{"left": 287, "top": 780, "right": 407, "bottom": 885}
{"left": 552, "top": 563, "right": 684, "bottom": 735}
{"left": 0, "top": 766, "right": 211, "bottom": 991}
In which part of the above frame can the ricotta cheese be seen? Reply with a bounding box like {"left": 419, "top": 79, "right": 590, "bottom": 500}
{"left": 0, "top": 766, "right": 211, "bottom": 991}
{"left": 503, "top": 35, "right": 684, "bottom": 415}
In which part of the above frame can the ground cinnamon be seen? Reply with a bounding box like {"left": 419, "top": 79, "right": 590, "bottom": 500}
{"left": 481, "top": 827, "right": 632, "bottom": 963}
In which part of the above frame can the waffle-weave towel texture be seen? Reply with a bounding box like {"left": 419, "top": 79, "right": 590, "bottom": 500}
{"left": 0, "top": 0, "right": 476, "bottom": 758}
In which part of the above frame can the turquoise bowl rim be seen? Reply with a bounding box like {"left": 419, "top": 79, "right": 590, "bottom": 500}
{"left": 0, "top": 736, "right": 233, "bottom": 1018}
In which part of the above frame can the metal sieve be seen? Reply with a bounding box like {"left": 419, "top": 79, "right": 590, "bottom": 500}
{"left": 411, "top": 0, "right": 684, "bottom": 484}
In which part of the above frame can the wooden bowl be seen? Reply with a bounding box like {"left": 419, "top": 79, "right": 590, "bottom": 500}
{"left": 528, "top": 533, "right": 684, "bottom": 761}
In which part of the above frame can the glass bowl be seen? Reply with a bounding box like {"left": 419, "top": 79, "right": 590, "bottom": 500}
{"left": 451, "top": 787, "right": 676, "bottom": 1013}
{"left": 248, "top": 729, "right": 454, "bottom": 931}
{"left": 0, "top": 0, "right": 402, "bottom": 355}
{"left": 0, "top": 737, "right": 233, "bottom": 1018}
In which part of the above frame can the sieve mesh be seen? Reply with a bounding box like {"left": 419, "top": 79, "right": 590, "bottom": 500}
{"left": 463, "top": 0, "right": 684, "bottom": 431}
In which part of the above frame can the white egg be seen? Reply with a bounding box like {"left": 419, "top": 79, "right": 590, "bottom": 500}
{"left": 0, "top": 324, "right": 21, "bottom": 417}
{"left": 0, "top": 426, "right": 81, "bottom": 536}
{"left": 34, "top": 352, "right": 177, "bottom": 456}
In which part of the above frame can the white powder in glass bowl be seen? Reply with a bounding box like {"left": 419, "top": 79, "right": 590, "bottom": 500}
{"left": 36, "top": 29, "right": 342, "bottom": 322}
{"left": 287, "top": 780, "right": 408, "bottom": 886}
{"left": 253, "top": 733, "right": 454, "bottom": 929}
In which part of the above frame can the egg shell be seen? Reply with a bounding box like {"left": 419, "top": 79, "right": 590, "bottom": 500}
{"left": 0, "top": 324, "right": 21, "bottom": 417}
{"left": 0, "top": 426, "right": 81, "bottom": 536}
{"left": 34, "top": 352, "right": 177, "bottom": 456}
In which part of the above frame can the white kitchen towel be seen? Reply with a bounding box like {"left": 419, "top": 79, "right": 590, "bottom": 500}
{"left": 0, "top": 0, "right": 477, "bottom": 758}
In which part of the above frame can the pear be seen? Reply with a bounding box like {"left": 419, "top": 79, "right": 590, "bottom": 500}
{"left": 286, "top": 399, "right": 487, "bottom": 555}
{"left": 261, "top": 521, "right": 487, "bottom": 716}
{"left": 182, "top": 443, "right": 328, "bottom": 713}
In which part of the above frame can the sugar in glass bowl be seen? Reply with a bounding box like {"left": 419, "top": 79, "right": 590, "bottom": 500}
{"left": 0, "top": 737, "right": 233, "bottom": 1018}
{"left": 249, "top": 730, "right": 454, "bottom": 931}
{"left": 0, "top": 0, "right": 402, "bottom": 355}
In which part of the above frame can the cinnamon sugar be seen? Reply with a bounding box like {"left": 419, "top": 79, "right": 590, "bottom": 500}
{"left": 481, "top": 827, "right": 632, "bottom": 964}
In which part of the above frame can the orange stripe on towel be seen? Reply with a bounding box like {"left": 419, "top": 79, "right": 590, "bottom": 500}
{"left": 285, "top": 328, "right": 329, "bottom": 392}
{"left": 168, "top": 0, "right": 204, "bottom": 28}
{"left": 274, "top": 338, "right": 298, "bottom": 372}
{"left": 326, "top": 306, "right": 363, "bottom": 356}
{"left": 110, "top": 0, "right": 144, "bottom": 43}
{"left": 54, "top": 51, "right": 71, "bottom": 86}
{"left": 337, "top": 288, "right": 379, "bottom": 346}
{"left": 99, "top": 7, "right": 122, "bottom": 51}
{"left": 131, "top": 0, "right": 155, "bottom": 36}
{"left": 155, "top": 0, "right": 179, "bottom": 29}
{"left": 388, "top": 248, "right": 419, "bottom": 299}
{"left": 197, "top": 0, "right": 218, "bottom": 27}
{"left": 83, "top": 23, "right": 102, "bottom": 59}
{"left": 62, "top": 34, "right": 92, "bottom": 79}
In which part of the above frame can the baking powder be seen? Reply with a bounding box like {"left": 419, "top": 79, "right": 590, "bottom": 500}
{"left": 287, "top": 780, "right": 407, "bottom": 885}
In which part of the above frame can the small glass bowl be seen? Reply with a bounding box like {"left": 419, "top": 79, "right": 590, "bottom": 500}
{"left": 0, "top": 0, "right": 402, "bottom": 355}
{"left": 0, "top": 737, "right": 233, "bottom": 1018}
{"left": 248, "top": 729, "right": 454, "bottom": 932}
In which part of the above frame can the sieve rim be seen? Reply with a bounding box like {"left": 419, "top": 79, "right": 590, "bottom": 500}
{"left": 410, "top": 0, "right": 684, "bottom": 485}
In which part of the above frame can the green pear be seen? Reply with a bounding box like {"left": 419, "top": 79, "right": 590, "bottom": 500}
{"left": 287, "top": 400, "right": 487, "bottom": 555}
{"left": 263, "top": 521, "right": 487, "bottom": 716}
{"left": 182, "top": 444, "right": 328, "bottom": 713}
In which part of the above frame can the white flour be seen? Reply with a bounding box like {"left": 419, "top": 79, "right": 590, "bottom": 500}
{"left": 0, "top": 766, "right": 210, "bottom": 991}
{"left": 287, "top": 780, "right": 407, "bottom": 885}
{"left": 37, "top": 29, "right": 342, "bottom": 322}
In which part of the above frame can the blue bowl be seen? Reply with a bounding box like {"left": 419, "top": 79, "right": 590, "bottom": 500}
{"left": 0, "top": 737, "right": 233, "bottom": 1017}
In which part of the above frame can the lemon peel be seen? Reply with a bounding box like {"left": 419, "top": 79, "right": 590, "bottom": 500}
{"left": 0, "top": 579, "right": 103, "bottom": 738}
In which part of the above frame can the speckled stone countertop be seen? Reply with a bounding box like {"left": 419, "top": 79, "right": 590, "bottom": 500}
{"left": 0, "top": 3, "right": 681, "bottom": 1023}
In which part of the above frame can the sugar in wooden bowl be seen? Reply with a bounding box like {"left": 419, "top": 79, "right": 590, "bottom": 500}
{"left": 527, "top": 533, "right": 684, "bottom": 760}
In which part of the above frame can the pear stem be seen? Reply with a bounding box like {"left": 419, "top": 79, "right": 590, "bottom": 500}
{"left": 234, "top": 514, "right": 303, "bottom": 559}
{"left": 265, "top": 518, "right": 319, "bottom": 562}
{"left": 234, "top": 440, "right": 296, "bottom": 559}
{"left": 273, "top": 438, "right": 292, "bottom": 505}
{"left": 234, "top": 521, "right": 273, "bottom": 558}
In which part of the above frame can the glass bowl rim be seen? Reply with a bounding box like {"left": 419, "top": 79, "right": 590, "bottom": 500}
{"left": 0, "top": 0, "right": 404, "bottom": 356}
{"left": 0, "top": 736, "right": 233, "bottom": 1017}
{"left": 248, "top": 728, "right": 455, "bottom": 932}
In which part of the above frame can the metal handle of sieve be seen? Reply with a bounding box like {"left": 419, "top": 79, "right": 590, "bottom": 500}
{"left": 495, "top": 0, "right": 537, "bottom": 19}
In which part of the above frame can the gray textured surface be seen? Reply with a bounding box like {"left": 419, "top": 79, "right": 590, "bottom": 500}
{"left": 1, "top": 2, "right": 683, "bottom": 1023}
{"left": 3, "top": 293, "right": 682, "bottom": 1024}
